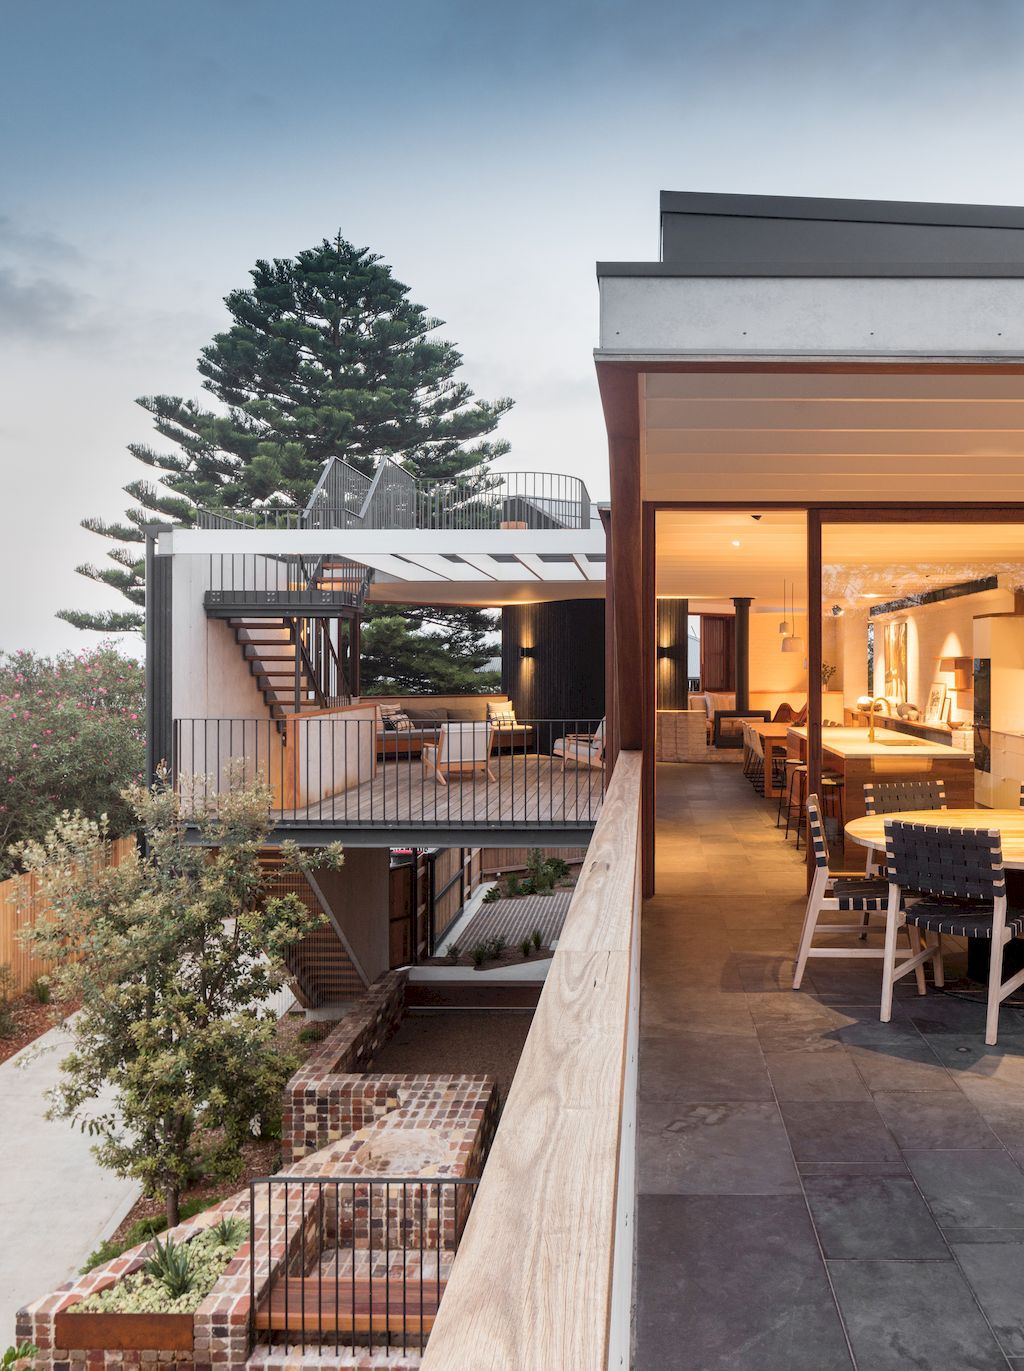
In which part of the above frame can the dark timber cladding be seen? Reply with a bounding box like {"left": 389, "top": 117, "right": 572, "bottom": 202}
{"left": 655, "top": 598, "right": 688, "bottom": 710}
{"left": 145, "top": 524, "right": 173, "bottom": 785}
{"left": 501, "top": 599, "right": 605, "bottom": 723}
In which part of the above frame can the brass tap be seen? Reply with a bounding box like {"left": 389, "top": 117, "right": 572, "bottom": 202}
{"left": 866, "top": 697, "right": 892, "bottom": 743}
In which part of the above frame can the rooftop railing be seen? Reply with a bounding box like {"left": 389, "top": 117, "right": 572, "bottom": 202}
{"left": 193, "top": 459, "right": 591, "bottom": 533}
{"left": 172, "top": 715, "right": 605, "bottom": 832}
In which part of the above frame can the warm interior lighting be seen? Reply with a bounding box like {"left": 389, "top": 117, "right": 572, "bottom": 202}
{"left": 519, "top": 646, "right": 535, "bottom": 660}
{"left": 780, "top": 580, "right": 802, "bottom": 653}
{"left": 731, "top": 539, "right": 741, "bottom": 547}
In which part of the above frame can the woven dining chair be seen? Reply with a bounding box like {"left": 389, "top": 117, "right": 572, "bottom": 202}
{"left": 792, "top": 794, "right": 921, "bottom": 991}
{"left": 862, "top": 779, "right": 947, "bottom": 874}
{"left": 881, "top": 819, "right": 1024, "bottom": 1042}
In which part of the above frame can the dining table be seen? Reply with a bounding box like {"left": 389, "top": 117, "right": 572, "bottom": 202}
{"left": 845, "top": 808, "right": 1024, "bottom": 980}
{"left": 748, "top": 720, "right": 792, "bottom": 799}
{"left": 844, "top": 809, "right": 1024, "bottom": 869}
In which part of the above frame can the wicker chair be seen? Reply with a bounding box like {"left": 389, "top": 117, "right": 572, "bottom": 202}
{"left": 883, "top": 819, "right": 1024, "bottom": 1043}
{"left": 792, "top": 794, "right": 921, "bottom": 991}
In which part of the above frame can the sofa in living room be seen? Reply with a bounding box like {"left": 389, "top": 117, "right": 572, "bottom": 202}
{"left": 373, "top": 695, "right": 535, "bottom": 757}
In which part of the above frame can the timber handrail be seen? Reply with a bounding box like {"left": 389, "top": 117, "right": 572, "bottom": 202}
{"left": 420, "top": 751, "right": 641, "bottom": 1370}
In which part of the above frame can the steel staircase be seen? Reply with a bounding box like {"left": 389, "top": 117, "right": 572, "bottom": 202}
{"left": 260, "top": 849, "right": 367, "bottom": 1007}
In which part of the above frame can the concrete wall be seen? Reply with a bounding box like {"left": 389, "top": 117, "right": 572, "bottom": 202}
{"left": 312, "top": 848, "right": 392, "bottom": 985}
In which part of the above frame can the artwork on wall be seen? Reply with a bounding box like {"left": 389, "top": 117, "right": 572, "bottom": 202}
{"left": 883, "top": 620, "right": 908, "bottom": 703}
{"left": 925, "top": 681, "right": 948, "bottom": 725}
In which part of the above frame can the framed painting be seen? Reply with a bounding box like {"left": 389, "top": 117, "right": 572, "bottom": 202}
{"left": 883, "top": 620, "right": 908, "bottom": 703}
{"left": 925, "top": 681, "right": 948, "bottom": 725}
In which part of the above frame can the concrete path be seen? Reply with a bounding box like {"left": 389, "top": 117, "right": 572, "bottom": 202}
{"left": 0, "top": 1020, "right": 138, "bottom": 1342}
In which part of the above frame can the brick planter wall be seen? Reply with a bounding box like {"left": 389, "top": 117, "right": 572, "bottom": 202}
{"left": 282, "top": 970, "right": 407, "bottom": 1163}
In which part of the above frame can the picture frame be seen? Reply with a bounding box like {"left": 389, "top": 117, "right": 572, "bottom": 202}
{"left": 883, "top": 620, "right": 908, "bottom": 703}
{"left": 925, "top": 681, "right": 947, "bottom": 725}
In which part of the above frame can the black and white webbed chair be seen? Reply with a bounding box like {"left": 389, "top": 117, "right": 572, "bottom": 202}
{"left": 862, "top": 779, "right": 946, "bottom": 875}
{"left": 883, "top": 819, "right": 1024, "bottom": 1043}
{"left": 793, "top": 793, "right": 923, "bottom": 992}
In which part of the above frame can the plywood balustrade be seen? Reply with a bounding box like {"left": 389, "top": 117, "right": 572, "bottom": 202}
{"left": 0, "top": 836, "right": 135, "bottom": 993}
{"left": 420, "top": 752, "right": 641, "bottom": 1371}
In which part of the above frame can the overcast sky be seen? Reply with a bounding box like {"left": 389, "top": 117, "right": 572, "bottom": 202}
{"left": 4, "top": 0, "right": 1024, "bottom": 654}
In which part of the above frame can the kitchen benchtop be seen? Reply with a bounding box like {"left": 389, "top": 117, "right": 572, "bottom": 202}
{"left": 787, "top": 725, "right": 968, "bottom": 760}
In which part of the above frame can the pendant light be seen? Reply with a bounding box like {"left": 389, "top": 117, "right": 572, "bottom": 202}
{"left": 778, "top": 579, "right": 790, "bottom": 636}
{"left": 781, "top": 581, "right": 804, "bottom": 654}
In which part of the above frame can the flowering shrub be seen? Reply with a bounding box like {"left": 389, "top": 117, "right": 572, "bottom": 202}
{"left": 0, "top": 644, "right": 144, "bottom": 875}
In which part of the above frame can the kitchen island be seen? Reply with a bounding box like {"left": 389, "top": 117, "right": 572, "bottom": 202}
{"left": 787, "top": 725, "right": 975, "bottom": 823}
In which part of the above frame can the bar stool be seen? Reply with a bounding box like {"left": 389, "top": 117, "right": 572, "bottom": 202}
{"left": 778, "top": 759, "right": 806, "bottom": 830}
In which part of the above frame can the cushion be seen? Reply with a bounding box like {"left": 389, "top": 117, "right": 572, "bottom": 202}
{"left": 447, "top": 704, "right": 487, "bottom": 721}
{"left": 380, "top": 707, "right": 415, "bottom": 732}
{"left": 404, "top": 706, "right": 448, "bottom": 724}
{"left": 487, "top": 701, "right": 517, "bottom": 724}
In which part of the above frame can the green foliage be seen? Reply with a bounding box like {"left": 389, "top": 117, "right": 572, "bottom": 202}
{"left": 145, "top": 1235, "right": 195, "bottom": 1299}
{"left": 519, "top": 936, "right": 533, "bottom": 958}
{"left": 505, "top": 874, "right": 522, "bottom": 897}
{"left": 79, "top": 1224, "right": 248, "bottom": 1314}
{"left": 210, "top": 1215, "right": 248, "bottom": 1248}
{"left": 531, "top": 928, "right": 543, "bottom": 953}
{"left": 481, "top": 885, "right": 501, "bottom": 904}
{"left": 0, "top": 964, "right": 15, "bottom": 1039}
{"left": 81, "top": 1196, "right": 219, "bottom": 1272}
{"left": 359, "top": 608, "right": 499, "bottom": 696}
{"left": 297, "top": 1024, "right": 325, "bottom": 1044}
{"left": 29, "top": 975, "right": 50, "bottom": 1004}
{"left": 66, "top": 233, "right": 512, "bottom": 635}
{"left": 18, "top": 773, "right": 339, "bottom": 1226}
{"left": 0, "top": 646, "right": 144, "bottom": 875}
{"left": 2, "top": 1344, "right": 39, "bottom": 1370}
{"left": 469, "top": 944, "right": 488, "bottom": 969}
{"left": 446, "top": 943, "right": 461, "bottom": 962}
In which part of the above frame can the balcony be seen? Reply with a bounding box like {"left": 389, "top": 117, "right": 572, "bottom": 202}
{"left": 172, "top": 715, "right": 605, "bottom": 844}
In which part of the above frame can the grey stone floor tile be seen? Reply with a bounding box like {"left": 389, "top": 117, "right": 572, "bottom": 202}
{"left": 639, "top": 1030, "right": 773, "bottom": 1102}
{"left": 798, "top": 1159, "right": 909, "bottom": 1177}
{"left": 944, "top": 1228, "right": 1024, "bottom": 1244}
{"left": 955, "top": 1241, "right": 1024, "bottom": 1354}
{"left": 764, "top": 1045, "right": 871, "bottom": 1101}
{"left": 803, "top": 1174, "right": 949, "bottom": 1258}
{"left": 957, "top": 1078, "right": 1024, "bottom": 1149}
{"left": 828, "top": 1258, "right": 1007, "bottom": 1370}
{"left": 635, "top": 1194, "right": 853, "bottom": 1370}
{"left": 780, "top": 1099, "right": 903, "bottom": 1162}
{"left": 873, "top": 1089, "right": 1002, "bottom": 1149}
{"left": 640, "top": 989, "right": 757, "bottom": 1036}
{"left": 639, "top": 1098, "right": 800, "bottom": 1195}
{"left": 906, "top": 1149, "right": 1024, "bottom": 1228}
{"left": 840, "top": 1025, "right": 958, "bottom": 1093}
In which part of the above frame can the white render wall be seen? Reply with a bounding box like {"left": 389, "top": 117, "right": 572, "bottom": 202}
{"left": 170, "top": 554, "right": 274, "bottom": 722}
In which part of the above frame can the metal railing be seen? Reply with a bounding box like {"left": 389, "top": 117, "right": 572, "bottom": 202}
{"left": 203, "top": 553, "right": 371, "bottom": 608}
{"left": 193, "top": 460, "right": 591, "bottom": 533}
{"left": 249, "top": 1175, "right": 478, "bottom": 1359}
{"left": 172, "top": 716, "right": 605, "bottom": 829}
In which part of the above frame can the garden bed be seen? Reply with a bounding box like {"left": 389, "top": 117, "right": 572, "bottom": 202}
{"left": 58, "top": 1218, "right": 248, "bottom": 1353}
{"left": 0, "top": 993, "right": 74, "bottom": 1065}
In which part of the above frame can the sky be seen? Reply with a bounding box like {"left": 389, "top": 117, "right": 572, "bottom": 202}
{"left": 4, "top": 0, "right": 1024, "bottom": 654}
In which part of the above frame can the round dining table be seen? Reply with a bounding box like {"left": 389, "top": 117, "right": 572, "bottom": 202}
{"left": 845, "top": 809, "right": 1024, "bottom": 868}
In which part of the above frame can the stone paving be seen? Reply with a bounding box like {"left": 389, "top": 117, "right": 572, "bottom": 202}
{"left": 636, "top": 762, "right": 1024, "bottom": 1371}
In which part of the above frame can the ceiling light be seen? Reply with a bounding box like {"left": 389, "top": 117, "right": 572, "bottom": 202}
{"left": 731, "top": 539, "right": 741, "bottom": 548}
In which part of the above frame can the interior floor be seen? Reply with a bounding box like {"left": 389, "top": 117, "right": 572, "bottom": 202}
{"left": 635, "top": 762, "right": 1024, "bottom": 1371}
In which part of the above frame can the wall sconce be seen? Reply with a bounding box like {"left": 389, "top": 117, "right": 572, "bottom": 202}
{"left": 519, "top": 646, "right": 535, "bottom": 660}
{"left": 657, "top": 645, "right": 672, "bottom": 659}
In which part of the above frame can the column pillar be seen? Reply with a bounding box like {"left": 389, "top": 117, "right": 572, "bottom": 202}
{"left": 733, "top": 597, "right": 752, "bottom": 713}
